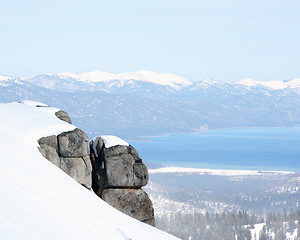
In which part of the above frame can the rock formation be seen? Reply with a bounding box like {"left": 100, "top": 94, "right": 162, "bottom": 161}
{"left": 38, "top": 111, "right": 92, "bottom": 189}
{"left": 90, "top": 136, "right": 155, "bottom": 226}
{"left": 37, "top": 109, "right": 155, "bottom": 226}
{"left": 101, "top": 189, "right": 155, "bottom": 226}
{"left": 55, "top": 110, "right": 72, "bottom": 124}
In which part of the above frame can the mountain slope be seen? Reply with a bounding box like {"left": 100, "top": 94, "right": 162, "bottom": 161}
{"left": 0, "top": 101, "right": 179, "bottom": 240}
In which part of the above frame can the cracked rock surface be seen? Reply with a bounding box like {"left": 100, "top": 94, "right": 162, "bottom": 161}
{"left": 90, "top": 137, "right": 155, "bottom": 226}
{"left": 38, "top": 128, "right": 92, "bottom": 189}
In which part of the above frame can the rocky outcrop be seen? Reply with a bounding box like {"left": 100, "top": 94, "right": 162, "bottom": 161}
{"left": 38, "top": 109, "right": 155, "bottom": 226}
{"left": 101, "top": 189, "right": 155, "bottom": 226}
{"left": 55, "top": 110, "right": 72, "bottom": 124}
{"left": 58, "top": 128, "right": 90, "bottom": 157}
{"left": 90, "top": 137, "right": 155, "bottom": 226}
{"left": 90, "top": 139, "right": 148, "bottom": 190}
{"left": 38, "top": 111, "right": 92, "bottom": 189}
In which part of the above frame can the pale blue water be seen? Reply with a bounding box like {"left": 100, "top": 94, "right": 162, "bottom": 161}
{"left": 129, "top": 128, "right": 300, "bottom": 172}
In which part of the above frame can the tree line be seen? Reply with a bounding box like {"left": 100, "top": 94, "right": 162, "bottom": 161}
{"left": 156, "top": 209, "right": 300, "bottom": 240}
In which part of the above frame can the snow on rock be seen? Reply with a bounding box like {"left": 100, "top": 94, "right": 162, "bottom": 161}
{"left": 149, "top": 167, "right": 295, "bottom": 176}
{"left": 92, "top": 135, "right": 129, "bottom": 157}
{"left": 0, "top": 102, "right": 179, "bottom": 240}
{"left": 100, "top": 135, "right": 129, "bottom": 148}
{"left": 56, "top": 70, "right": 193, "bottom": 90}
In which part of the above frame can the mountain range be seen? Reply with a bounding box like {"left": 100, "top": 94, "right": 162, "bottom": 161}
{"left": 1, "top": 71, "right": 300, "bottom": 139}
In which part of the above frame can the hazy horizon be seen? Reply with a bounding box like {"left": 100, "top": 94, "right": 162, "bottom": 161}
{"left": 1, "top": 0, "right": 299, "bottom": 83}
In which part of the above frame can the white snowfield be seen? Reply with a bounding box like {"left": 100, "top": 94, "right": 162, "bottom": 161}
{"left": 55, "top": 70, "right": 193, "bottom": 90}
{"left": 149, "top": 167, "right": 295, "bottom": 176}
{"left": 0, "top": 101, "right": 179, "bottom": 240}
{"left": 236, "top": 78, "right": 300, "bottom": 90}
{"left": 92, "top": 135, "right": 129, "bottom": 157}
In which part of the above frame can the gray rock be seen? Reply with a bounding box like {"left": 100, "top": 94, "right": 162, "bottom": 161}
{"left": 55, "top": 110, "right": 72, "bottom": 124}
{"left": 38, "top": 129, "right": 92, "bottom": 189}
{"left": 105, "top": 153, "right": 135, "bottom": 187}
{"left": 95, "top": 137, "right": 104, "bottom": 158}
{"left": 90, "top": 137, "right": 154, "bottom": 225}
{"left": 128, "top": 145, "right": 142, "bottom": 162}
{"left": 91, "top": 138, "right": 149, "bottom": 188}
{"left": 101, "top": 188, "right": 155, "bottom": 226}
{"left": 133, "top": 162, "right": 148, "bottom": 185}
{"left": 60, "top": 156, "right": 92, "bottom": 189}
{"left": 58, "top": 128, "right": 89, "bottom": 157}
{"left": 38, "top": 135, "right": 60, "bottom": 167}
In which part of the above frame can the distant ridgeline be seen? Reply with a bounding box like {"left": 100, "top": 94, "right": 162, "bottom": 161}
{"left": 0, "top": 71, "right": 300, "bottom": 139}
{"left": 37, "top": 105, "right": 155, "bottom": 226}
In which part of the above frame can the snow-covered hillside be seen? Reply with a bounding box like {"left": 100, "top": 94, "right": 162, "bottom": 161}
{"left": 0, "top": 101, "right": 179, "bottom": 240}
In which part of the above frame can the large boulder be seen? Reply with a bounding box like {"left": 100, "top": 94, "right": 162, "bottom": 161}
{"left": 58, "top": 128, "right": 90, "bottom": 158}
{"left": 90, "top": 138, "right": 148, "bottom": 189}
{"left": 60, "top": 156, "right": 92, "bottom": 188}
{"left": 55, "top": 110, "right": 72, "bottom": 124}
{"left": 101, "top": 188, "right": 155, "bottom": 226}
{"left": 38, "top": 135, "right": 60, "bottom": 167}
{"left": 38, "top": 129, "right": 92, "bottom": 189}
{"left": 90, "top": 136, "right": 154, "bottom": 226}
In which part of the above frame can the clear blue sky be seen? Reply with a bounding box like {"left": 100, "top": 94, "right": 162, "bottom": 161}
{"left": 0, "top": 0, "right": 299, "bottom": 82}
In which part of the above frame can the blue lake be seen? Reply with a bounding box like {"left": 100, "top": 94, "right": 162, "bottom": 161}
{"left": 129, "top": 127, "right": 300, "bottom": 172}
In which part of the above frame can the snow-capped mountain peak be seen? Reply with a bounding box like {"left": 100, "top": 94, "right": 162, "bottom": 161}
{"left": 0, "top": 74, "right": 14, "bottom": 81}
{"left": 287, "top": 78, "right": 300, "bottom": 88}
{"left": 0, "top": 75, "right": 26, "bottom": 87}
{"left": 190, "top": 78, "right": 227, "bottom": 90}
{"left": 235, "top": 78, "right": 300, "bottom": 90}
{"left": 56, "top": 70, "right": 193, "bottom": 90}
{"left": 201, "top": 78, "right": 225, "bottom": 85}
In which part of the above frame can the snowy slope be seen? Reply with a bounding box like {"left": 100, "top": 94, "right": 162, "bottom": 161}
{"left": 0, "top": 101, "right": 179, "bottom": 240}
{"left": 235, "top": 78, "right": 300, "bottom": 90}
